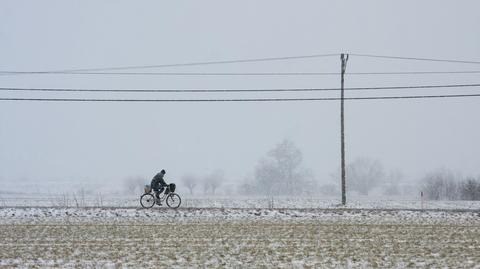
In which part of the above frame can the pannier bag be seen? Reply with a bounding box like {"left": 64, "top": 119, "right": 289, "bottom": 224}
{"left": 169, "top": 183, "right": 176, "bottom": 193}
{"left": 144, "top": 185, "right": 152, "bottom": 194}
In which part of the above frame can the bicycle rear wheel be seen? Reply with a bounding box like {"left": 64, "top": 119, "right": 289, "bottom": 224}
{"left": 166, "top": 193, "right": 181, "bottom": 209}
{"left": 140, "top": 193, "right": 155, "bottom": 208}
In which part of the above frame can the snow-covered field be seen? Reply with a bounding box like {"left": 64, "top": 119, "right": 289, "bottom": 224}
{"left": 1, "top": 206, "right": 479, "bottom": 268}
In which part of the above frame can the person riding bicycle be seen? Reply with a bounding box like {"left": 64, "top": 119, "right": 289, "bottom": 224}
{"left": 151, "top": 169, "right": 168, "bottom": 203}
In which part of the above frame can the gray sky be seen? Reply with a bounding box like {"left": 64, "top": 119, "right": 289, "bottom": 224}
{"left": 1, "top": 0, "right": 479, "bottom": 191}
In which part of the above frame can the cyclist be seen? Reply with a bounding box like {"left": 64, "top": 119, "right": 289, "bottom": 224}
{"left": 151, "top": 169, "right": 168, "bottom": 204}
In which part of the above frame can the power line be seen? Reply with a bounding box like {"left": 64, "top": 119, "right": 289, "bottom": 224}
{"left": 350, "top": 53, "right": 480, "bottom": 65}
{"left": 1, "top": 83, "right": 479, "bottom": 93}
{"left": 1, "top": 93, "right": 480, "bottom": 102}
{"left": 0, "top": 71, "right": 338, "bottom": 76}
{"left": 347, "top": 71, "right": 480, "bottom": 75}
{"left": 0, "top": 53, "right": 339, "bottom": 74}
{"left": 0, "top": 71, "right": 340, "bottom": 76}
{"left": 348, "top": 83, "right": 480, "bottom": 91}
{"left": 2, "top": 70, "right": 480, "bottom": 76}
{"left": 2, "top": 53, "right": 479, "bottom": 76}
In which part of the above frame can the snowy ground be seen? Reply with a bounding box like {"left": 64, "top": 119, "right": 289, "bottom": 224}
{"left": 1, "top": 193, "right": 480, "bottom": 210}
{"left": 1, "top": 207, "right": 479, "bottom": 268}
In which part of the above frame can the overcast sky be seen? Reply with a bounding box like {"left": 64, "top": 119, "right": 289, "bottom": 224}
{"left": 1, "top": 1, "right": 479, "bottom": 191}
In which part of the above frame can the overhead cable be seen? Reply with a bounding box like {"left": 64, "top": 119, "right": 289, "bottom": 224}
{"left": 1, "top": 94, "right": 480, "bottom": 102}
{"left": 2, "top": 70, "right": 480, "bottom": 76}
{"left": 0, "top": 53, "right": 339, "bottom": 74}
{"left": 1, "top": 83, "right": 479, "bottom": 93}
{"left": 350, "top": 53, "right": 480, "bottom": 65}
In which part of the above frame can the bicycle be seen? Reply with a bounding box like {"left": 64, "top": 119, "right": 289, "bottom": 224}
{"left": 140, "top": 183, "right": 182, "bottom": 209}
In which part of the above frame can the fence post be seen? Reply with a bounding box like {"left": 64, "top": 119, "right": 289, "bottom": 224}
{"left": 421, "top": 191, "right": 424, "bottom": 210}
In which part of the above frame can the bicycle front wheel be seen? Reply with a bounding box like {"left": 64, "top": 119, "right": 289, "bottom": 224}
{"left": 166, "top": 193, "right": 181, "bottom": 209}
{"left": 140, "top": 193, "right": 155, "bottom": 208}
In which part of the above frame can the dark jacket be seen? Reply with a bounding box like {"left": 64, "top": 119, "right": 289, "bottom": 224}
{"left": 151, "top": 173, "right": 167, "bottom": 190}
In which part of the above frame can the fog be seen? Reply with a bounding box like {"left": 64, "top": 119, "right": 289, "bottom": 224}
{"left": 1, "top": 1, "right": 479, "bottom": 195}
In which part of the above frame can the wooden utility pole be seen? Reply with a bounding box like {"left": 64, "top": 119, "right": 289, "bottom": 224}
{"left": 340, "top": 53, "right": 349, "bottom": 205}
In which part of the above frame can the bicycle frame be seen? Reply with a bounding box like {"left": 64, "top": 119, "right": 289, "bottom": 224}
{"left": 154, "top": 191, "right": 168, "bottom": 202}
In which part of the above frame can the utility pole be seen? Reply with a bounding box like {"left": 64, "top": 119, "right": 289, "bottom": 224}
{"left": 340, "top": 53, "right": 349, "bottom": 205}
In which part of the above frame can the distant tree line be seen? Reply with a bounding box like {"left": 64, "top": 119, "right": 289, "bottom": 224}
{"left": 329, "top": 159, "right": 480, "bottom": 201}
{"left": 122, "top": 140, "right": 480, "bottom": 201}
{"left": 179, "top": 171, "right": 225, "bottom": 195}
{"left": 122, "top": 171, "right": 224, "bottom": 196}
{"left": 420, "top": 169, "right": 480, "bottom": 201}
{"left": 329, "top": 157, "right": 409, "bottom": 197}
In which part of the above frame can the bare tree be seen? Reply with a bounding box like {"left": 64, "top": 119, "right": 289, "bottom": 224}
{"left": 459, "top": 177, "right": 480, "bottom": 200}
{"left": 203, "top": 170, "right": 224, "bottom": 195}
{"left": 253, "top": 139, "right": 313, "bottom": 196}
{"left": 421, "top": 168, "right": 460, "bottom": 200}
{"left": 238, "top": 182, "right": 255, "bottom": 196}
{"left": 254, "top": 158, "right": 281, "bottom": 195}
{"left": 181, "top": 174, "right": 197, "bottom": 195}
{"left": 383, "top": 169, "right": 404, "bottom": 196}
{"left": 237, "top": 174, "right": 255, "bottom": 196}
{"left": 338, "top": 157, "right": 385, "bottom": 196}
